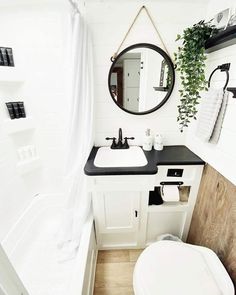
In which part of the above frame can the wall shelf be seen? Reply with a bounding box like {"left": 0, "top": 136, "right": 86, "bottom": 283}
{"left": 227, "top": 87, "right": 236, "bottom": 98}
{"left": 153, "top": 86, "right": 168, "bottom": 92}
{"left": 16, "top": 157, "right": 41, "bottom": 175}
{"left": 205, "top": 25, "right": 236, "bottom": 53}
{"left": 0, "top": 67, "right": 25, "bottom": 83}
{"left": 4, "top": 117, "right": 35, "bottom": 134}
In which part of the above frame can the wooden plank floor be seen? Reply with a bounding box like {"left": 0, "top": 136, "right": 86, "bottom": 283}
{"left": 93, "top": 249, "right": 143, "bottom": 295}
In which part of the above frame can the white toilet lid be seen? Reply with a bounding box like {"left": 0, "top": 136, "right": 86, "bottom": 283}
{"left": 133, "top": 241, "right": 234, "bottom": 295}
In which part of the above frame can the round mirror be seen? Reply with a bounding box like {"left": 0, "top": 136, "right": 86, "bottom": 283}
{"left": 108, "top": 43, "right": 175, "bottom": 115}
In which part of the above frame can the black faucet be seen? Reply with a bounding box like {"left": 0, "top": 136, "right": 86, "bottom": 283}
{"left": 117, "top": 128, "right": 123, "bottom": 148}
{"left": 106, "top": 128, "right": 134, "bottom": 149}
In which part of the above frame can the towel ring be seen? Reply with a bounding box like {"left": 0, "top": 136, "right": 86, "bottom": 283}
{"left": 208, "top": 63, "right": 230, "bottom": 90}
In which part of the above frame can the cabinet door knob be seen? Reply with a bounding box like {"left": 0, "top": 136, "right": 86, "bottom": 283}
{"left": 135, "top": 210, "right": 138, "bottom": 218}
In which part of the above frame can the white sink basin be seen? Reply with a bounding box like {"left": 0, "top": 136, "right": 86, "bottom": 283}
{"left": 94, "top": 146, "right": 148, "bottom": 168}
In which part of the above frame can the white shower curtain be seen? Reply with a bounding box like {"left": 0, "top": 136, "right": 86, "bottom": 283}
{"left": 57, "top": 12, "right": 94, "bottom": 261}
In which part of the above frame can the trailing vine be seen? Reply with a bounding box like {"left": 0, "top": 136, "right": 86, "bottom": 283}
{"left": 174, "top": 20, "right": 218, "bottom": 132}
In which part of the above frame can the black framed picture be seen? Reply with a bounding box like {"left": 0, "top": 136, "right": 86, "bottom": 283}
{"left": 213, "top": 8, "right": 231, "bottom": 30}
{"left": 227, "top": 8, "right": 236, "bottom": 27}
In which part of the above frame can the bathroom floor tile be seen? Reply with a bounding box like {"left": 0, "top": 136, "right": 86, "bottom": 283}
{"left": 97, "top": 250, "right": 130, "bottom": 263}
{"left": 94, "top": 287, "right": 134, "bottom": 295}
{"left": 128, "top": 249, "right": 143, "bottom": 262}
{"left": 94, "top": 262, "right": 135, "bottom": 288}
{"left": 94, "top": 249, "right": 143, "bottom": 294}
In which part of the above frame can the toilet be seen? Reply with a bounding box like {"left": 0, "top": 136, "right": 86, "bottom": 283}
{"left": 133, "top": 241, "right": 234, "bottom": 295}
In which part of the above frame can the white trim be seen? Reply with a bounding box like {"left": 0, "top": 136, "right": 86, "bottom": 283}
{"left": 69, "top": 214, "right": 98, "bottom": 295}
{"left": 0, "top": 245, "right": 29, "bottom": 295}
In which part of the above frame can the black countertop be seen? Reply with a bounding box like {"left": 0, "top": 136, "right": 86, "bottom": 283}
{"left": 84, "top": 145, "right": 205, "bottom": 176}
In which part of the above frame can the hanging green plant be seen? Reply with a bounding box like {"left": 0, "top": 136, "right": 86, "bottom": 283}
{"left": 174, "top": 20, "right": 218, "bottom": 132}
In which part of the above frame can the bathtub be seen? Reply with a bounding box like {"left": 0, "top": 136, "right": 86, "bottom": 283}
{"left": 2, "top": 194, "right": 97, "bottom": 295}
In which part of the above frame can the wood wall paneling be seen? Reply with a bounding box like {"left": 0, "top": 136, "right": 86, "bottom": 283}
{"left": 188, "top": 164, "right": 236, "bottom": 286}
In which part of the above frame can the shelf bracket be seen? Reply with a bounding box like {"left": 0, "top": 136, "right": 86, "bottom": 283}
{"left": 227, "top": 87, "right": 236, "bottom": 98}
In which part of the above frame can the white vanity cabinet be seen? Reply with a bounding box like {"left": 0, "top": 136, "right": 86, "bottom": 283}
{"left": 146, "top": 165, "right": 204, "bottom": 244}
{"left": 87, "top": 165, "right": 204, "bottom": 250}
{"left": 92, "top": 191, "right": 142, "bottom": 248}
{"left": 93, "top": 191, "right": 140, "bottom": 234}
{"left": 88, "top": 175, "right": 154, "bottom": 249}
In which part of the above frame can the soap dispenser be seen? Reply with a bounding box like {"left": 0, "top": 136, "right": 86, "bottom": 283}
{"left": 143, "top": 128, "right": 152, "bottom": 151}
{"left": 154, "top": 134, "right": 163, "bottom": 151}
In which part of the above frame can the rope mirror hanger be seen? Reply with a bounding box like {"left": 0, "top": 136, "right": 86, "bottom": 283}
{"left": 110, "top": 5, "right": 172, "bottom": 62}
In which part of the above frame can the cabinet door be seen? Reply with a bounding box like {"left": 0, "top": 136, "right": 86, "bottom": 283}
{"left": 146, "top": 211, "right": 186, "bottom": 245}
{"left": 93, "top": 191, "right": 140, "bottom": 234}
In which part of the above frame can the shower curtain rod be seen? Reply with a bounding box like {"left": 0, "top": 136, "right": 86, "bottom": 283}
{"left": 68, "top": 0, "right": 81, "bottom": 14}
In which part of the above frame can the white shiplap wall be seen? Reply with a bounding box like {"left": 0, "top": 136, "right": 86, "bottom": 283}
{"left": 85, "top": 1, "right": 207, "bottom": 146}
{"left": 186, "top": 0, "right": 236, "bottom": 185}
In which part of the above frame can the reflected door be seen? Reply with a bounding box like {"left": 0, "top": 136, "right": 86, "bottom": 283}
{"left": 123, "top": 59, "right": 140, "bottom": 112}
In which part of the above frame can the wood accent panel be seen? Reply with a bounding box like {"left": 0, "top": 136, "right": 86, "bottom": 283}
{"left": 179, "top": 186, "right": 190, "bottom": 202}
{"left": 188, "top": 164, "right": 236, "bottom": 286}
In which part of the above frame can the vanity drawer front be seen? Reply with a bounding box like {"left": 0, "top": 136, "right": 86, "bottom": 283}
{"left": 92, "top": 175, "right": 155, "bottom": 191}
{"left": 156, "top": 165, "right": 204, "bottom": 184}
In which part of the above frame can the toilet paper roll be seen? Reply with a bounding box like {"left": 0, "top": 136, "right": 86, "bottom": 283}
{"left": 161, "top": 185, "right": 179, "bottom": 202}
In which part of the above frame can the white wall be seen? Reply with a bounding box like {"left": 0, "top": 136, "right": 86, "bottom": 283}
{"left": 186, "top": 0, "right": 236, "bottom": 185}
{"left": 0, "top": 1, "right": 72, "bottom": 240}
{"left": 85, "top": 0, "right": 207, "bottom": 146}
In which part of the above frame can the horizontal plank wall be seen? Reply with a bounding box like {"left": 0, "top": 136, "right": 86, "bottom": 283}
{"left": 86, "top": 1, "right": 207, "bottom": 146}
{"left": 188, "top": 164, "right": 236, "bottom": 286}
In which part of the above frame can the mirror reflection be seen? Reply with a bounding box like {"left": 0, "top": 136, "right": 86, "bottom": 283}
{"left": 108, "top": 44, "right": 174, "bottom": 115}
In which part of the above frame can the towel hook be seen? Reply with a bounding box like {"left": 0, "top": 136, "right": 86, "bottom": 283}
{"left": 208, "top": 63, "right": 230, "bottom": 90}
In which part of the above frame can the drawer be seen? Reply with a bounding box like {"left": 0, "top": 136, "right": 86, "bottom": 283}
{"left": 156, "top": 165, "right": 203, "bottom": 184}
{"left": 90, "top": 175, "right": 156, "bottom": 191}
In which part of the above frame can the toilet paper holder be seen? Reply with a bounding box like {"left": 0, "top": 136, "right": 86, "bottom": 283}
{"left": 160, "top": 181, "right": 183, "bottom": 186}
{"left": 160, "top": 181, "right": 184, "bottom": 196}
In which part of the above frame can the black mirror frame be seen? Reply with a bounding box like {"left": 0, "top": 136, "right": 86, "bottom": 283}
{"left": 108, "top": 43, "right": 175, "bottom": 115}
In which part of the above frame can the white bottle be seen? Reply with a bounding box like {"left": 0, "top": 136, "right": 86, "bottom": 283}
{"left": 17, "top": 148, "right": 24, "bottom": 162}
{"left": 29, "top": 145, "right": 37, "bottom": 158}
{"left": 154, "top": 134, "right": 163, "bottom": 151}
{"left": 23, "top": 146, "right": 30, "bottom": 161}
{"left": 143, "top": 128, "right": 153, "bottom": 151}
